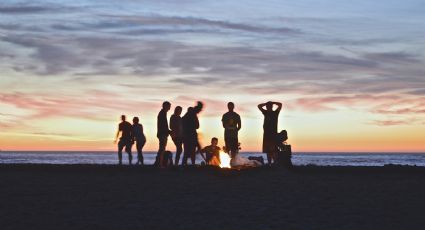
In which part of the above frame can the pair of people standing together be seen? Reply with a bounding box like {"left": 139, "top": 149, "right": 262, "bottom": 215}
{"left": 114, "top": 115, "right": 146, "bottom": 165}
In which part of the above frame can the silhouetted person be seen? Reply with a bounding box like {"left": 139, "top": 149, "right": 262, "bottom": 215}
{"left": 276, "top": 130, "right": 292, "bottom": 168}
{"left": 132, "top": 117, "right": 146, "bottom": 165}
{"left": 170, "top": 106, "right": 183, "bottom": 165}
{"left": 156, "top": 101, "right": 171, "bottom": 168}
{"left": 182, "top": 101, "right": 203, "bottom": 166}
{"left": 276, "top": 130, "right": 288, "bottom": 151}
{"left": 222, "top": 102, "right": 241, "bottom": 158}
{"left": 114, "top": 115, "right": 133, "bottom": 165}
{"left": 258, "top": 101, "right": 282, "bottom": 165}
{"left": 200, "top": 137, "right": 221, "bottom": 166}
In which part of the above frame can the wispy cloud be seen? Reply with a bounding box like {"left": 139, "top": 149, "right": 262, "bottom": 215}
{"left": 369, "top": 119, "right": 412, "bottom": 126}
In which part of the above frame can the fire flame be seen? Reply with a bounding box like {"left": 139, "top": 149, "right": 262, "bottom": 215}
{"left": 219, "top": 151, "right": 231, "bottom": 168}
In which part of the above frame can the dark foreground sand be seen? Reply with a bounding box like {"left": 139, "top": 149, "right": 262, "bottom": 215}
{"left": 1, "top": 164, "right": 424, "bottom": 230}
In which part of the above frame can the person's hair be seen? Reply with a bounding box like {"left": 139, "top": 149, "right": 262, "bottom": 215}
{"left": 133, "top": 117, "right": 139, "bottom": 123}
{"left": 266, "top": 101, "right": 273, "bottom": 110}
{"left": 211, "top": 137, "right": 218, "bottom": 142}
{"left": 174, "top": 106, "right": 182, "bottom": 113}
{"left": 121, "top": 115, "right": 126, "bottom": 121}
{"left": 228, "top": 102, "right": 234, "bottom": 107}
{"left": 163, "top": 101, "right": 171, "bottom": 108}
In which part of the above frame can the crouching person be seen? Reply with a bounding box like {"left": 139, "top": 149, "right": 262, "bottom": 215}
{"left": 276, "top": 130, "right": 293, "bottom": 168}
{"left": 200, "top": 137, "right": 221, "bottom": 166}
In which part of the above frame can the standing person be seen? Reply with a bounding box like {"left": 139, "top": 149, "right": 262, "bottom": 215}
{"left": 258, "top": 101, "right": 282, "bottom": 165}
{"left": 170, "top": 106, "right": 183, "bottom": 166}
{"left": 221, "top": 102, "right": 241, "bottom": 158}
{"left": 156, "top": 101, "right": 171, "bottom": 168}
{"left": 132, "top": 117, "right": 146, "bottom": 165}
{"left": 182, "top": 101, "right": 203, "bottom": 166}
{"left": 114, "top": 115, "right": 133, "bottom": 165}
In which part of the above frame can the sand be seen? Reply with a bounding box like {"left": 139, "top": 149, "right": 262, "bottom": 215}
{"left": 0, "top": 164, "right": 424, "bottom": 230}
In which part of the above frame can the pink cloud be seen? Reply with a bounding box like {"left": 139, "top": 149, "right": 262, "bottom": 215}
{"left": 369, "top": 119, "right": 416, "bottom": 126}
{"left": 0, "top": 91, "right": 158, "bottom": 122}
{"left": 291, "top": 94, "right": 400, "bottom": 112}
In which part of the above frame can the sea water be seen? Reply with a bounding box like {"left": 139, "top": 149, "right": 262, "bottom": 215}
{"left": 1, "top": 151, "right": 425, "bottom": 166}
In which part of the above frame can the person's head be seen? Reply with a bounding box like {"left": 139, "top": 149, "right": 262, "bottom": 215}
{"left": 174, "top": 106, "right": 182, "bottom": 116}
{"left": 211, "top": 137, "right": 218, "bottom": 147}
{"left": 162, "top": 101, "right": 171, "bottom": 111}
{"left": 133, "top": 117, "right": 139, "bottom": 124}
{"left": 121, "top": 115, "right": 126, "bottom": 121}
{"left": 266, "top": 101, "right": 273, "bottom": 111}
{"left": 227, "top": 102, "right": 235, "bottom": 112}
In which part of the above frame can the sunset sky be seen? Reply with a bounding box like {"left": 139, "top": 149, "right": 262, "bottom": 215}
{"left": 0, "top": 0, "right": 424, "bottom": 152}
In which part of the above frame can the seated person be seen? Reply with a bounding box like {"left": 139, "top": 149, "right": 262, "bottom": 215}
{"left": 276, "top": 130, "right": 288, "bottom": 151}
{"left": 276, "top": 130, "right": 292, "bottom": 168}
{"left": 200, "top": 137, "right": 221, "bottom": 166}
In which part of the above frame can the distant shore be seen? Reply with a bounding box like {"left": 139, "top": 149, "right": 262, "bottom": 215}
{"left": 1, "top": 164, "right": 424, "bottom": 229}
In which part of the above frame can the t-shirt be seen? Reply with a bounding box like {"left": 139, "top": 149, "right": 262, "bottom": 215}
{"left": 222, "top": 111, "right": 241, "bottom": 138}
{"left": 119, "top": 121, "right": 132, "bottom": 141}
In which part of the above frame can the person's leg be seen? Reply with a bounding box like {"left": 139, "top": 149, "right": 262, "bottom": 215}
{"left": 266, "top": 152, "right": 273, "bottom": 165}
{"left": 174, "top": 138, "right": 182, "bottom": 166}
{"left": 230, "top": 137, "right": 238, "bottom": 158}
{"left": 125, "top": 142, "right": 132, "bottom": 165}
{"left": 167, "top": 152, "right": 173, "bottom": 166}
{"left": 182, "top": 140, "right": 187, "bottom": 166}
{"left": 158, "top": 136, "right": 167, "bottom": 168}
{"left": 117, "top": 141, "right": 124, "bottom": 165}
{"left": 137, "top": 141, "right": 144, "bottom": 165}
{"left": 224, "top": 136, "right": 230, "bottom": 153}
{"left": 190, "top": 147, "right": 196, "bottom": 165}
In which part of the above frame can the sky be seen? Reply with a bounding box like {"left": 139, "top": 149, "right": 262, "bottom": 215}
{"left": 0, "top": 0, "right": 424, "bottom": 152}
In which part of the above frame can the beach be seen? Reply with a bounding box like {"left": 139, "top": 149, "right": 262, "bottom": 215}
{"left": 1, "top": 165, "right": 424, "bottom": 230}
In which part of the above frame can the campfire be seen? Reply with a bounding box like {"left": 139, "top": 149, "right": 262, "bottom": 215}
{"left": 219, "top": 151, "right": 231, "bottom": 168}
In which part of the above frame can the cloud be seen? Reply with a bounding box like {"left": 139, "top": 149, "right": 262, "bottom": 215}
{"left": 407, "top": 89, "right": 425, "bottom": 95}
{"left": 104, "top": 14, "right": 301, "bottom": 35}
{"left": 372, "top": 98, "right": 425, "bottom": 115}
{"left": 0, "top": 5, "right": 52, "bottom": 14}
{"left": 369, "top": 119, "right": 412, "bottom": 126}
{"left": 291, "top": 94, "right": 399, "bottom": 112}
{"left": 0, "top": 91, "right": 158, "bottom": 121}
{"left": 0, "top": 3, "right": 73, "bottom": 14}
{"left": 2, "top": 31, "right": 424, "bottom": 99}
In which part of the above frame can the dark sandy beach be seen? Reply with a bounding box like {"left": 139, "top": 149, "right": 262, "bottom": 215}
{"left": 1, "top": 165, "right": 424, "bottom": 230}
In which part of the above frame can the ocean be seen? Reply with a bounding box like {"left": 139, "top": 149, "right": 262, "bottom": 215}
{"left": 1, "top": 151, "right": 425, "bottom": 166}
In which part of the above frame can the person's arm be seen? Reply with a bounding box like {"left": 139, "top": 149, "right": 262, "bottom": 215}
{"left": 221, "top": 115, "right": 227, "bottom": 129}
{"left": 274, "top": 102, "right": 282, "bottom": 112}
{"left": 130, "top": 126, "right": 134, "bottom": 143}
{"left": 194, "top": 101, "right": 203, "bottom": 114}
{"left": 169, "top": 116, "right": 176, "bottom": 137}
{"left": 258, "top": 102, "right": 267, "bottom": 113}
{"left": 114, "top": 125, "right": 120, "bottom": 144}
{"left": 237, "top": 115, "right": 241, "bottom": 131}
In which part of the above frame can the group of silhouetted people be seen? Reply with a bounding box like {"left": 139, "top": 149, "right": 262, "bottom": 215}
{"left": 114, "top": 100, "right": 285, "bottom": 167}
